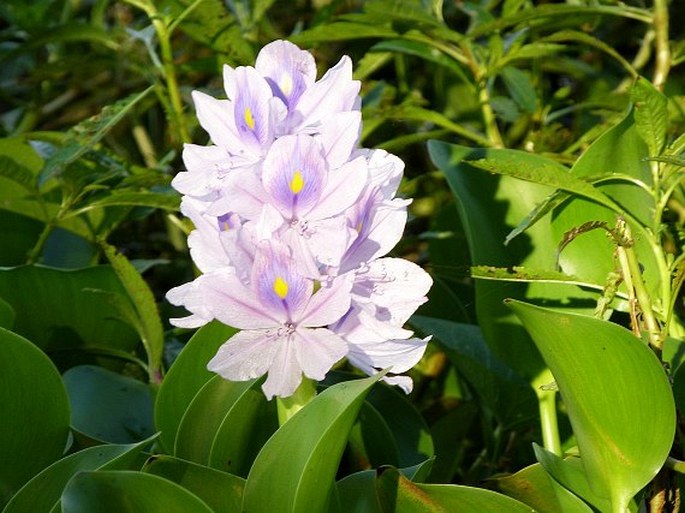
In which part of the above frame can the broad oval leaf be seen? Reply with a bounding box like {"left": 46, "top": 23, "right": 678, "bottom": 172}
{"left": 154, "top": 321, "right": 237, "bottom": 453}
{"left": 63, "top": 365, "right": 154, "bottom": 444}
{"left": 0, "top": 265, "right": 139, "bottom": 354}
{"left": 3, "top": 437, "right": 155, "bottom": 513}
{"left": 0, "top": 327, "right": 70, "bottom": 504}
{"left": 509, "top": 300, "right": 675, "bottom": 511}
{"left": 243, "top": 374, "right": 383, "bottom": 513}
{"left": 61, "top": 471, "right": 214, "bottom": 513}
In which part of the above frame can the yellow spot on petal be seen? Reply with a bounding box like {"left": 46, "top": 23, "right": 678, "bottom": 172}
{"left": 244, "top": 107, "right": 255, "bottom": 130}
{"left": 280, "top": 74, "right": 293, "bottom": 97}
{"left": 290, "top": 170, "right": 304, "bottom": 194}
{"left": 273, "top": 276, "right": 289, "bottom": 299}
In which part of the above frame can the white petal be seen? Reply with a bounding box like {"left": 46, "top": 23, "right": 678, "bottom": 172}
{"left": 298, "top": 273, "right": 353, "bottom": 327}
{"left": 293, "top": 328, "right": 348, "bottom": 381}
{"left": 307, "top": 156, "right": 368, "bottom": 221}
{"left": 203, "top": 270, "right": 283, "bottom": 329}
{"left": 347, "top": 336, "right": 430, "bottom": 374}
{"left": 262, "top": 335, "right": 302, "bottom": 399}
{"left": 191, "top": 91, "right": 240, "bottom": 148}
{"left": 208, "top": 329, "right": 279, "bottom": 382}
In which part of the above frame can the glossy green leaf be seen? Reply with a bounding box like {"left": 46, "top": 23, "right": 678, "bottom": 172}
{"left": 4, "top": 437, "right": 155, "bottom": 513}
{"left": 154, "top": 321, "right": 237, "bottom": 453}
{"left": 335, "top": 461, "right": 434, "bottom": 513}
{"left": 173, "top": 375, "right": 276, "bottom": 477}
{"left": 143, "top": 455, "right": 244, "bottom": 513}
{"left": 376, "top": 467, "right": 536, "bottom": 512}
{"left": 630, "top": 76, "right": 668, "bottom": 157}
{"left": 243, "top": 374, "right": 383, "bottom": 513}
{"left": 61, "top": 471, "right": 214, "bottom": 513}
{"left": 63, "top": 365, "right": 154, "bottom": 444}
{"left": 411, "top": 316, "right": 537, "bottom": 428}
{"left": 0, "top": 327, "right": 70, "bottom": 505}
{"left": 0, "top": 211, "right": 42, "bottom": 266}
{"left": 493, "top": 461, "right": 593, "bottom": 513}
{"left": 0, "top": 265, "right": 139, "bottom": 353}
{"left": 509, "top": 300, "right": 675, "bottom": 511}
{"left": 533, "top": 444, "right": 611, "bottom": 512}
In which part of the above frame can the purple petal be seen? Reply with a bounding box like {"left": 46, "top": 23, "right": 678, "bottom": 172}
{"left": 318, "top": 111, "right": 362, "bottom": 169}
{"left": 255, "top": 40, "right": 316, "bottom": 111}
{"left": 251, "top": 240, "right": 312, "bottom": 322}
{"left": 307, "top": 155, "right": 367, "bottom": 220}
{"left": 233, "top": 67, "right": 282, "bottom": 154}
{"left": 261, "top": 135, "right": 327, "bottom": 219}
{"left": 203, "top": 269, "right": 283, "bottom": 328}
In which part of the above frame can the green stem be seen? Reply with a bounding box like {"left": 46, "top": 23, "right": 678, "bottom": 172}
{"left": 617, "top": 222, "right": 663, "bottom": 349}
{"left": 277, "top": 377, "right": 317, "bottom": 426}
{"left": 478, "top": 81, "right": 504, "bottom": 148}
{"left": 26, "top": 220, "right": 55, "bottom": 264}
{"left": 666, "top": 456, "right": 685, "bottom": 474}
{"left": 652, "top": 0, "right": 670, "bottom": 90}
{"left": 533, "top": 369, "right": 561, "bottom": 456}
{"left": 150, "top": 15, "right": 190, "bottom": 145}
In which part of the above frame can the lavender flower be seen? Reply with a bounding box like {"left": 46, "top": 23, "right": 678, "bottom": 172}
{"left": 167, "top": 40, "right": 432, "bottom": 398}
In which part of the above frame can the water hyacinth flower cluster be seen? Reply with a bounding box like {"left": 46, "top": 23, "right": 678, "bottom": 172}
{"left": 167, "top": 40, "right": 432, "bottom": 400}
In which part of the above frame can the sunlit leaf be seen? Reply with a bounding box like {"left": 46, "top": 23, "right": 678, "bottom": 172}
{"left": 509, "top": 301, "right": 675, "bottom": 511}
{"left": 243, "top": 374, "right": 383, "bottom": 513}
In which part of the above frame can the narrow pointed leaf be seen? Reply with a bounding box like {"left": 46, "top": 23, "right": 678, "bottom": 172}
{"left": 243, "top": 374, "right": 383, "bottom": 513}
{"left": 154, "top": 321, "right": 237, "bottom": 453}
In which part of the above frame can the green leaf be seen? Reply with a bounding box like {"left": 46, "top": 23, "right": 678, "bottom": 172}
{"left": 375, "top": 467, "right": 537, "bottom": 512}
{"left": 508, "top": 300, "right": 675, "bottom": 511}
{"left": 243, "top": 374, "right": 383, "bottom": 513}
{"left": 0, "top": 265, "right": 139, "bottom": 353}
{"left": 290, "top": 21, "right": 397, "bottom": 44}
{"left": 335, "top": 461, "right": 434, "bottom": 513}
{"left": 533, "top": 445, "right": 611, "bottom": 512}
{"left": 500, "top": 66, "right": 536, "bottom": 113}
{"left": 143, "top": 455, "right": 245, "bottom": 513}
{"left": 100, "top": 242, "right": 164, "bottom": 379}
{"left": 61, "top": 471, "right": 214, "bottom": 513}
{"left": 492, "top": 461, "right": 593, "bottom": 513}
{"left": 66, "top": 191, "right": 180, "bottom": 217}
{"left": 3, "top": 437, "right": 155, "bottom": 513}
{"left": 63, "top": 365, "right": 155, "bottom": 444}
{"left": 467, "top": 157, "right": 623, "bottom": 215}
{"left": 410, "top": 316, "right": 537, "bottom": 428}
{"left": 551, "top": 109, "right": 658, "bottom": 296}
{"left": 428, "top": 140, "right": 597, "bottom": 383}
{"left": 630, "top": 76, "right": 668, "bottom": 157}
{"left": 174, "top": 376, "right": 276, "bottom": 477}
{"left": 40, "top": 86, "right": 154, "bottom": 186}
{"left": 0, "top": 327, "right": 70, "bottom": 504}
{"left": 154, "top": 321, "right": 237, "bottom": 453}
{"left": 0, "top": 296, "right": 15, "bottom": 329}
